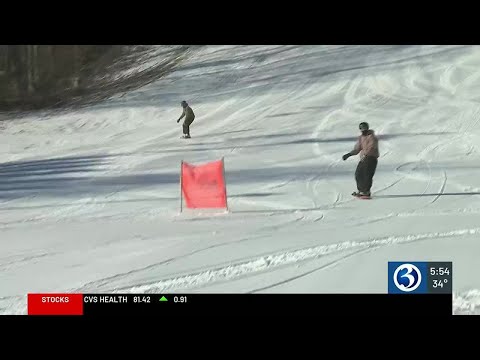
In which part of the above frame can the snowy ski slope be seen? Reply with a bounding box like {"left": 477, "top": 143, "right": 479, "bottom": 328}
{"left": 1, "top": 45, "right": 480, "bottom": 314}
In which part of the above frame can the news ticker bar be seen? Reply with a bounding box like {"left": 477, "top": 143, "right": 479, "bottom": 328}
{"left": 27, "top": 293, "right": 453, "bottom": 316}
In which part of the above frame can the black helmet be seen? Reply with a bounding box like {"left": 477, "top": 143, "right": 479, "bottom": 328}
{"left": 359, "top": 122, "right": 369, "bottom": 131}
{"left": 181, "top": 100, "right": 188, "bottom": 107}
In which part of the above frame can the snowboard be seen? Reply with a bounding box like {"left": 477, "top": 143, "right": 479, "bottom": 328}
{"left": 352, "top": 192, "right": 371, "bottom": 199}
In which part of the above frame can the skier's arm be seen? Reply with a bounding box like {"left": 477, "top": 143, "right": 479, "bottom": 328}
{"left": 177, "top": 109, "right": 186, "bottom": 123}
{"left": 343, "top": 137, "right": 361, "bottom": 160}
{"left": 349, "top": 138, "right": 362, "bottom": 156}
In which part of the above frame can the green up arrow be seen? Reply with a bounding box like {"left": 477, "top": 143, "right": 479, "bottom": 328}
{"left": 159, "top": 296, "right": 168, "bottom": 302}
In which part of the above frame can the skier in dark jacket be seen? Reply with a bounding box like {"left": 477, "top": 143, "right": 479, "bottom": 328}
{"left": 177, "top": 100, "right": 195, "bottom": 138}
{"left": 342, "top": 122, "right": 379, "bottom": 197}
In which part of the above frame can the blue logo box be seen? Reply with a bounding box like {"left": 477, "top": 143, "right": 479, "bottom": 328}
{"left": 388, "top": 262, "right": 428, "bottom": 294}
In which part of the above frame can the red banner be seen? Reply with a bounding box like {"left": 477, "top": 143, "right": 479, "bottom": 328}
{"left": 181, "top": 159, "right": 227, "bottom": 209}
{"left": 28, "top": 293, "right": 84, "bottom": 315}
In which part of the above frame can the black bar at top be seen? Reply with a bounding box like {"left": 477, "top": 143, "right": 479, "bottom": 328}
{"left": 82, "top": 294, "right": 452, "bottom": 316}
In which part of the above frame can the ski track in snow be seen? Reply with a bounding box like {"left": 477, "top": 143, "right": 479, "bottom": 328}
{"left": 110, "top": 227, "right": 480, "bottom": 294}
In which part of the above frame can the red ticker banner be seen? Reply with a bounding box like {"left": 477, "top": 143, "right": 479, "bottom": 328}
{"left": 28, "top": 293, "right": 83, "bottom": 315}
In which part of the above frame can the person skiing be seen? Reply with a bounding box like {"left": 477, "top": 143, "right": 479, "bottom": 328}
{"left": 177, "top": 100, "right": 195, "bottom": 138}
{"left": 342, "top": 122, "right": 379, "bottom": 198}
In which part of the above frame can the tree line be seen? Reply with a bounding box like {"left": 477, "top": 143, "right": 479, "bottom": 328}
{"left": 0, "top": 45, "right": 191, "bottom": 113}
{"left": 0, "top": 45, "right": 123, "bottom": 111}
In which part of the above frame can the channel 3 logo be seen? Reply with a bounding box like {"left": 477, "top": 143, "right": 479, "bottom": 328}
{"left": 388, "top": 262, "right": 427, "bottom": 294}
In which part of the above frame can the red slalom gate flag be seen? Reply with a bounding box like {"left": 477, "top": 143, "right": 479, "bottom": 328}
{"left": 181, "top": 158, "right": 228, "bottom": 210}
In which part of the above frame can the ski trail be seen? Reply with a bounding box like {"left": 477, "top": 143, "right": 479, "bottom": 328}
{"left": 430, "top": 170, "right": 447, "bottom": 204}
{"left": 232, "top": 174, "right": 409, "bottom": 221}
{"left": 249, "top": 246, "right": 376, "bottom": 293}
{"left": 76, "top": 233, "right": 271, "bottom": 292}
{"left": 110, "top": 227, "right": 480, "bottom": 294}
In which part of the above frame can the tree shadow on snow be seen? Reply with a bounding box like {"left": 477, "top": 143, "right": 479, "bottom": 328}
{"left": 192, "top": 128, "right": 257, "bottom": 139}
{"left": 142, "top": 131, "right": 455, "bottom": 154}
{"left": 0, "top": 154, "right": 305, "bottom": 201}
{"left": 2, "top": 151, "right": 477, "bottom": 205}
{"left": 375, "top": 192, "right": 480, "bottom": 199}
{"left": 0, "top": 154, "right": 114, "bottom": 200}
{"left": 287, "top": 132, "right": 453, "bottom": 145}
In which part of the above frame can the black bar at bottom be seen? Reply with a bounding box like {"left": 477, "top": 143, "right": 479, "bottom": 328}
{"left": 82, "top": 294, "right": 452, "bottom": 316}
